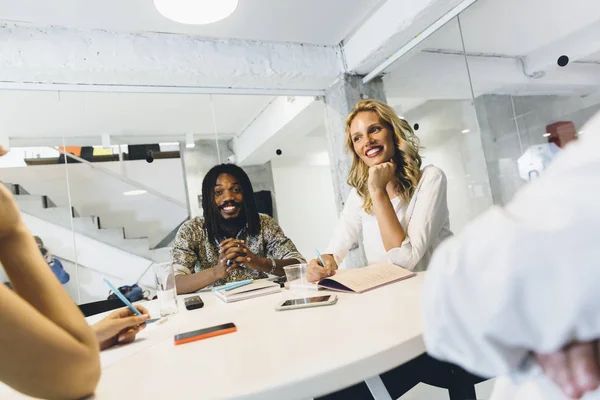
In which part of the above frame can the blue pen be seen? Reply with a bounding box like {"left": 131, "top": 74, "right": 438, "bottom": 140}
{"left": 103, "top": 278, "right": 142, "bottom": 316}
{"left": 315, "top": 248, "right": 326, "bottom": 267}
{"left": 212, "top": 279, "right": 253, "bottom": 292}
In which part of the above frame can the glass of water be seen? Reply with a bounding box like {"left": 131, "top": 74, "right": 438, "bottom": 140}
{"left": 154, "top": 262, "right": 179, "bottom": 316}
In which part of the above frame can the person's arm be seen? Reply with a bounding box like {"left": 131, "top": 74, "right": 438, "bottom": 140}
{"left": 324, "top": 189, "right": 363, "bottom": 266}
{"left": 422, "top": 125, "right": 600, "bottom": 380}
{"left": 260, "top": 215, "right": 306, "bottom": 276}
{"left": 306, "top": 190, "right": 363, "bottom": 281}
{"left": 0, "top": 184, "right": 100, "bottom": 399}
{"left": 171, "top": 221, "right": 226, "bottom": 293}
{"left": 383, "top": 166, "right": 449, "bottom": 270}
{"left": 93, "top": 305, "right": 150, "bottom": 350}
{"left": 175, "top": 266, "right": 227, "bottom": 294}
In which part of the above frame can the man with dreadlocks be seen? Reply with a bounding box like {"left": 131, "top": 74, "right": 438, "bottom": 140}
{"left": 172, "top": 164, "right": 305, "bottom": 293}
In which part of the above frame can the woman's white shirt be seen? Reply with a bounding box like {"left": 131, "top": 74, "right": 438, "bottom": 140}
{"left": 325, "top": 165, "right": 452, "bottom": 271}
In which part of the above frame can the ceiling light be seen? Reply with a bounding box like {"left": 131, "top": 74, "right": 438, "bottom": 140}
{"left": 543, "top": 133, "right": 551, "bottom": 137}
{"left": 579, "top": 131, "right": 585, "bottom": 135}
{"left": 154, "top": 0, "right": 239, "bottom": 25}
{"left": 398, "top": 115, "right": 405, "bottom": 120}
{"left": 186, "top": 133, "right": 195, "bottom": 148}
{"left": 123, "top": 190, "right": 147, "bottom": 196}
{"left": 461, "top": 129, "right": 470, "bottom": 134}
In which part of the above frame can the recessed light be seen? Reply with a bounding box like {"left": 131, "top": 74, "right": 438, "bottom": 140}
{"left": 543, "top": 133, "right": 551, "bottom": 137}
{"left": 154, "top": 0, "right": 238, "bottom": 25}
{"left": 579, "top": 131, "right": 585, "bottom": 135}
{"left": 123, "top": 190, "right": 147, "bottom": 196}
{"left": 461, "top": 129, "right": 470, "bottom": 134}
{"left": 398, "top": 115, "right": 405, "bottom": 120}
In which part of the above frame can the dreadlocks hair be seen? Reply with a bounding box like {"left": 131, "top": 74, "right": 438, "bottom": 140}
{"left": 201, "top": 163, "right": 260, "bottom": 244}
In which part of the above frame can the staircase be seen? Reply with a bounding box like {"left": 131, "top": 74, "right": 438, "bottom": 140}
{"left": 4, "top": 182, "right": 174, "bottom": 264}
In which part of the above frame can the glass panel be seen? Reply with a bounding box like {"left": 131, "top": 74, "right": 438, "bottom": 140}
{"left": 459, "top": 0, "right": 600, "bottom": 205}
{"left": 383, "top": 17, "right": 493, "bottom": 233}
{"left": 0, "top": 135, "right": 79, "bottom": 302}
{"left": 268, "top": 96, "right": 338, "bottom": 259}
{"left": 61, "top": 137, "right": 189, "bottom": 304}
{"left": 57, "top": 90, "right": 193, "bottom": 304}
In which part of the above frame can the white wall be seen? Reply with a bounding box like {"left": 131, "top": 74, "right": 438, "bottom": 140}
{"left": 271, "top": 156, "right": 339, "bottom": 262}
{"left": 0, "top": 158, "right": 188, "bottom": 246}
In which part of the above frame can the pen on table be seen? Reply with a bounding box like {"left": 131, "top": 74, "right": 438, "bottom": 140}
{"left": 103, "top": 278, "right": 142, "bottom": 316}
{"left": 212, "top": 279, "right": 253, "bottom": 292}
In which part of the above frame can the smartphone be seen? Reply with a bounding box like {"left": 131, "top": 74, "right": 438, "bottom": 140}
{"left": 275, "top": 294, "right": 337, "bottom": 311}
{"left": 174, "top": 322, "right": 237, "bottom": 345}
{"left": 184, "top": 295, "right": 204, "bottom": 310}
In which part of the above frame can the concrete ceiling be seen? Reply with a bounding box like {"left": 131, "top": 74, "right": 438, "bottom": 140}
{"left": 1, "top": 90, "right": 276, "bottom": 146}
{"left": 384, "top": 0, "right": 600, "bottom": 115}
{"left": 425, "top": 0, "right": 600, "bottom": 56}
{"left": 0, "top": 0, "right": 384, "bottom": 46}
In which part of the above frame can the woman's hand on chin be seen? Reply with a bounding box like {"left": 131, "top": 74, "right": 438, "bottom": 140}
{"left": 368, "top": 161, "right": 396, "bottom": 193}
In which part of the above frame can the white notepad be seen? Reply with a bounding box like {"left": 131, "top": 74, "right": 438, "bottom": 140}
{"left": 318, "top": 263, "right": 416, "bottom": 293}
{"left": 214, "top": 280, "right": 281, "bottom": 303}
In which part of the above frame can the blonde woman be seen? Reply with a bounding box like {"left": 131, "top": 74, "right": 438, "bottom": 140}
{"left": 307, "top": 99, "right": 452, "bottom": 281}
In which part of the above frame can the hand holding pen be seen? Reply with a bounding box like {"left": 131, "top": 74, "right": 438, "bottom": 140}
{"left": 306, "top": 250, "right": 338, "bottom": 283}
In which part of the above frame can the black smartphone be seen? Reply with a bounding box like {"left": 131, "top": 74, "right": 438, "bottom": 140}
{"left": 184, "top": 295, "right": 204, "bottom": 310}
{"left": 174, "top": 323, "right": 237, "bottom": 345}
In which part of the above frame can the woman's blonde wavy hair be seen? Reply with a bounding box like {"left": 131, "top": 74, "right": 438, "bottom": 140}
{"left": 345, "top": 99, "right": 422, "bottom": 213}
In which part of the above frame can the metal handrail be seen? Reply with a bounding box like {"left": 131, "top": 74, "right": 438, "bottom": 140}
{"left": 56, "top": 148, "right": 187, "bottom": 208}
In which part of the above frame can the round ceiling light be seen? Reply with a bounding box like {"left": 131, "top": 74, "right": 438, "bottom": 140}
{"left": 154, "top": 0, "right": 239, "bottom": 25}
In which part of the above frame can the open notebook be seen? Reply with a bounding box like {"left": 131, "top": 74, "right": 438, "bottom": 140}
{"left": 317, "top": 263, "right": 416, "bottom": 293}
{"left": 214, "top": 280, "right": 281, "bottom": 303}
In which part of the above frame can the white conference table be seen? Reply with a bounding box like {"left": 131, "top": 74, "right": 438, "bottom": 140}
{"left": 3, "top": 274, "right": 426, "bottom": 400}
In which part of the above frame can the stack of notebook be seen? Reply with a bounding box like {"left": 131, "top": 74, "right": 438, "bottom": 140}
{"left": 213, "top": 280, "right": 281, "bottom": 303}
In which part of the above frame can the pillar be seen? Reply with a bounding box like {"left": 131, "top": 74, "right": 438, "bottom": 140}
{"left": 323, "top": 74, "right": 386, "bottom": 268}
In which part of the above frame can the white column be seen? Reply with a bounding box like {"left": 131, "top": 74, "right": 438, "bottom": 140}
{"left": 323, "top": 74, "right": 386, "bottom": 268}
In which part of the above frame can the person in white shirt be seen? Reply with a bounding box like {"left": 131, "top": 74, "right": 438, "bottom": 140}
{"left": 307, "top": 100, "right": 483, "bottom": 400}
{"left": 422, "top": 111, "right": 600, "bottom": 400}
{"left": 307, "top": 99, "right": 452, "bottom": 282}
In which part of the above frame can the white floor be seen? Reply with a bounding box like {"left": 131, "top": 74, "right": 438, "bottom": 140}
{"left": 399, "top": 379, "right": 497, "bottom": 400}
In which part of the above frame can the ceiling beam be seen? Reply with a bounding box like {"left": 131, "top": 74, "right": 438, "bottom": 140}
{"left": 523, "top": 20, "right": 600, "bottom": 77}
{"left": 233, "top": 96, "right": 323, "bottom": 166}
{"left": 384, "top": 52, "right": 600, "bottom": 106}
{"left": 342, "top": 0, "right": 474, "bottom": 75}
{"left": 0, "top": 23, "right": 342, "bottom": 93}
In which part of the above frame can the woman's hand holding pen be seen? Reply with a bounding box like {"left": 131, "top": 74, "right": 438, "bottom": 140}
{"left": 306, "top": 254, "right": 338, "bottom": 283}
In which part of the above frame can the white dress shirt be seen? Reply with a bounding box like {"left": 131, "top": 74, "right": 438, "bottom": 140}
{"left": 422, "top": 112, "right": 600, "bottom": 399}
{"left": 326, "top": 165, "right": 452, "bottom": 271}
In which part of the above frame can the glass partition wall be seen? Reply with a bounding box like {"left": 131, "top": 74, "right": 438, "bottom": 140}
{"left": 383, "top": 16, "right": 493, "bottom": 234}
{"left": 0, "top": 89, "right": 286, "bottom": 304}
{"left": 383, "top": 0, "right": 600, "bottom": 233}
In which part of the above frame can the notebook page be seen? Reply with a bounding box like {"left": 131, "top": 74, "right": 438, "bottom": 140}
{"left": 323, "top": 263, "right": 415, "bottom": 293}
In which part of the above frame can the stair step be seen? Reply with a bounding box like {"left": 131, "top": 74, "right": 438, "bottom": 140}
{"left": 14, "top": 195, "right": 48, "bottom": 212}
{"left": 114, "top": 238, "right": 151, "bottom": 259}
{"left": 149, "top": 247, "right": 172, "bottom": 263}
{"left": 2, "top": 182, "right": 18, "bottom": 195}
{"left": 33, "top": 207, "right": 78, "bottom": 228}
{"left": 81, "top": 227, "right": 125, "bottom": 244}
{"left": 72, "top": 216, "right": 100, "bottom": 231}
{"left": 2, "top": 182, "right": 30, "bottom": 195}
